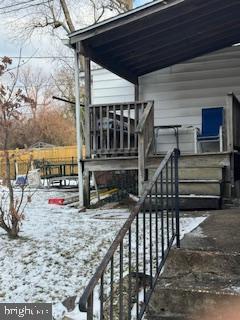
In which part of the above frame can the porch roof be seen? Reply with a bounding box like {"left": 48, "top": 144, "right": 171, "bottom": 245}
{"left": 68, "top": 0, "right": 240, "bottom": 84}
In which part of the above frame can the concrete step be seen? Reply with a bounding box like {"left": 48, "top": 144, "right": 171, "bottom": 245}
{"left": 181, "top": 210, "right": 240, "bottom": 253}
{"left": 149, "top": 167, "right": 223, "bottom": 180}
{"left": 146, "top": 211, "right": 240, "bottom": 320}
{"left": 158, "top": 249, "right": 240, "bottom": 295}
{"left": 146, "top": 287, "right": 240, "bottom": 320}
{"left": 163, "top": 248, "right": 240, "bottom": 279}
{"left": 146, "top": 315, "right": 186, "bottom": 320}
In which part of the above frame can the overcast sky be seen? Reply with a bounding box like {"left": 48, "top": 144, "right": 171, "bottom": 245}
{"left": 0, "top": 0, "right": 148, "bottom": 64}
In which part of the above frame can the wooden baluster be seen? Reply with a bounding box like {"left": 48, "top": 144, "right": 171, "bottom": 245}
{"left": 120, "top": 104, "right": 124, "bottom": 150}
{"left": 128, "top": 104, "right": 131, "bottom": 151}
{"left": 141, "top": 102, "right": 144, "bottom": 117}
{"left": 92, "top": 106, "right": 96, "bottom": 154}
{"left": 134, "top": 103, "right": 138, "bottom": 149}
{"left": 113, "top": 105, "right": 117, "bottom": 151}
{"left": 89, "top": 107, "right": 92, "bottom": 153}
{"left": 107, "top": 105, "right": 110, "bottom": 153}
{"left": 100, "top": 105, "right": 103, "bottom": 153}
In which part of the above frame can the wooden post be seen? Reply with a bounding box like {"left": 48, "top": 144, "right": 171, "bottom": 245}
{"left": 84, "top": 57, "right": 92, "bottom": 207}
{"left": 225, "top": 93, "right": 234, "bottom": 152}
{"left": 225, "top": 93, "right": 236, "bottom": 196}
{"left": 135, "top": 80, "right": 145, "bottom": 195}
{"left": 14, "top": 160, "right": 18, "bottom": 180}
{"left": 138, "top": 133, "right": 145, "bottom": 195}
{"left": 83, "top": 168, "right": 91, "bottom": 207}
{"left": 135, "top": 83, "right": 139, "bottom": 101}
{"left": 74, "top": 50, "right": 84, "bottom": 207}
{"left": 85, "top": 56, "right": 91, "bottom": 158}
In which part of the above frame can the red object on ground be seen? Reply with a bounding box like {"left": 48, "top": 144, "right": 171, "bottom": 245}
{"left": 48, "top": 198, "right": 65, "bottom": 205}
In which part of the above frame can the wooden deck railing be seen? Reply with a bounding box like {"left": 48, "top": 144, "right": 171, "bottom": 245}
{"left": 136, "top": 101, "right": 154, "bottom": 194}
{"left": 225, "top": 93, "right": 240, "bottom": 151}
{"left": 88, "top": 101, "right": 151, "bottom": 157}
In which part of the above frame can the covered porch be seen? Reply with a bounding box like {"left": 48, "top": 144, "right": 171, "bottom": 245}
{"left": 67, "top": 0, "right": 240, "bottom": 207}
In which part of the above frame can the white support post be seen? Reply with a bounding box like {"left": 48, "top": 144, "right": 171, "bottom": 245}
{"left": 74, "top": 51, "right": 84, "bottom": 207}
{"left": 83, "top": 57, "right": 91, "bottom": 207}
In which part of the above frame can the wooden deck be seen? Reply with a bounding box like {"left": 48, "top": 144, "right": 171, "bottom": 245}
{"left": 84, "top": 151, "right": 235, "bottom": 209}
{"left": 83, "top": 152, "right": 231, "bottom": 171}
{"left": 81, "top": 95, "right": 240, "bottom": 207}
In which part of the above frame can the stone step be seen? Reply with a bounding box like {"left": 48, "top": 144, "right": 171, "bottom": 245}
{"left": 146, "top": 287, "right": 240, "bottom": 320}
{"left": 149, "top": 167, "right": 223, "bottom": 180}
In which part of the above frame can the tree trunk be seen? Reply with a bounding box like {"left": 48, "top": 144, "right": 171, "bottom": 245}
{"left": 5, "top": 152, "right": 19, "bottom": 237}
{"left": 59, "top": 0, "right": 84, "bottom": 69}
{"left": 59, "top": 0, "right": 75, "bottom": 32}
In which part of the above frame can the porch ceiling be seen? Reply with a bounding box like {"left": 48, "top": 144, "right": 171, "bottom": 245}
{"left": 68, "top": 0, "right": 240, "bottom": 84}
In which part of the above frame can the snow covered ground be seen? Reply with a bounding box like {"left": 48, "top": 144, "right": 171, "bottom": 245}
{"left": 0, "top": 188, "right": 206, "bottom": 319}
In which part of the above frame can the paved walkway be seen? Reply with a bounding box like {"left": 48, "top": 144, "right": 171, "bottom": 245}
{"left": 146, "top": 209, "right": 240, "bottom": 320}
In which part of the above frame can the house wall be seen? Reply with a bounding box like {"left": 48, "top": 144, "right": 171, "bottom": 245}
{"left": 92, "top": 45, "right": 240, "bottom": 153}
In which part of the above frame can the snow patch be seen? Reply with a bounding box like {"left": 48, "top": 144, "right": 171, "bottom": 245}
{"left": 0, "top": 188, "right": 206, "bottom": 319}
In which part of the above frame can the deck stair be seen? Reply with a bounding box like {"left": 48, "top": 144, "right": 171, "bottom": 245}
{"left": 148, "top": 163, "right": 224, "bottom": 210}
{"left": 146, "top": 210, "right": 240, "bottom": 319}
{"left": 84, "top": 152, "right": 230, "bottom": 210}
{"left": 83, "top": 99, "right": 232, "bottom": 210}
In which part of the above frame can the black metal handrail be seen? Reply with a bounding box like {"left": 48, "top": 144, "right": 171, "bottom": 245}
{"left": 79, "top": 147, "right": 180, "bottom": 319}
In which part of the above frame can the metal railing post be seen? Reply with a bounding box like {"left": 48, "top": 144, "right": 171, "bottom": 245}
{"left": 87, "top": 292, "right": 93, "bottom": 320}
{"left": 174, "top": 149, "right": 180, "bottom": 248}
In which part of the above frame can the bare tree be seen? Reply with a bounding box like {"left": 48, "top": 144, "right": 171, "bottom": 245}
{"left": 4, "top": 0, "right": 132, "bottom": 40}
{"left": 19, "top": 66, "right": 52, "bottom": 118}
{"left": 0, "top": 56, "right": 33, "bottom": 237}
{"left": 2, "top": 0, "right": 133, "bottom": 72}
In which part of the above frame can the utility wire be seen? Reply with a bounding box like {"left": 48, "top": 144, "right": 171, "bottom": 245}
{"left": 0, "top": 0, "right": 53, "bottom": 14}
{"left": 0, "top": 56, "right": 74, "bottom": 59}
{"left": 0, "top": 0, "right": 42, "bottom": 10}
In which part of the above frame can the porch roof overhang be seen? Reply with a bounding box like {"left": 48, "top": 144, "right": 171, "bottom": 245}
{"left": 68, "top": 0, "right": 240, "bottom": 84}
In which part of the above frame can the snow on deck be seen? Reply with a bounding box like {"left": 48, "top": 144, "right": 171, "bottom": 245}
{"left": 0, "top": 189, "right": 206, "bottom": 319}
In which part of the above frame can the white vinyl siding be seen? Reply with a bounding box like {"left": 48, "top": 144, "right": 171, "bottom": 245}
{"left": 92, "top": 70, "right": 134, "bottom": 104}
{"left": 92, "top": 45, "right": 240, "bottom": 153}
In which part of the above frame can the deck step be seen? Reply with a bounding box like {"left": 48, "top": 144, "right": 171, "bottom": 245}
{"left": 159, "top": 180, "right": 221, "bottom": 196}
{"left": 145, "top": 179, "right": 221, "bottom": 196}
{"left": 149, "top": 167, "right": 223, "bottom": 180}
{"left": 148, "top": 163, "right": 223, "bottom": 208}
{"left": 179, "top": 195, "right": 220, "bottom": 209}
{"left": 145, "top": 195, "right": 220, "bottom": 210}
